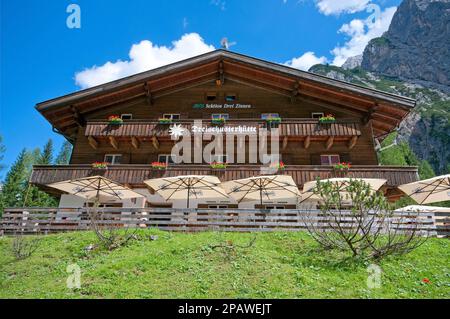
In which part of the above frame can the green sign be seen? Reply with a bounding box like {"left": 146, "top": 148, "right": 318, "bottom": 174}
{"left": 193, "top": 103, "right": 206, "bottom": 109}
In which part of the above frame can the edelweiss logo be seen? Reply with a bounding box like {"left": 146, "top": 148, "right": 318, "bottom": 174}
{"left": 169, "top": 124, "right": 185, "bottom": 139}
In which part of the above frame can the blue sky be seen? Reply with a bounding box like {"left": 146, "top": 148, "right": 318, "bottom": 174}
{"left": 0, "top": 0, "right": 401, "bottom": 171}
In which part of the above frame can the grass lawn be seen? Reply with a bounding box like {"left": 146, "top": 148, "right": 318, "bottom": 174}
{"left": 0, "top": 229, "right": 448, "bottom": 299}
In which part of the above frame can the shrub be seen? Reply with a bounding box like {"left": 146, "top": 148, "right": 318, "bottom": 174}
{"left": 302, "top": 179, "right": 428, "bottom": 259}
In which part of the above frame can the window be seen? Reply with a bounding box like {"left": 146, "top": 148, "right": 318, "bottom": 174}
{"left": 320, "top": 154, "right": 340, "bottom": 165}
{"left": 211, "top": 113, "right": 229, "bottom": 120}
{"left": 158, "top": 154, "right": 176, "bottom": 165}
{"left": 261, "top": 113, "right": 279, "bottom": 120}
{"left": 266, "top": 205, "right": 285, "bottom": 210}
{"left": 311, "top": 112, "right": 324, "bottom": 119}
{"left": 208, "top": 205, "right": 228, "bottom": 209}
{"left": 163, "top": 114, "right": 180, "bottom": 120}
{"left": 121, "top": 114, "right": 133, "bottom": 120}
{"left": 104, "top": 154, "right": 122, "bottom": 165}
{"left": 206, "top": 93, "right": 217, "bottom": 101}
{"left": 225, "top": 93, "right": 237, "bottom": 102}
{"left": 120, "top": 114, "right": 133, "bottom": 120}
{"left": 210, "top": 154, "right": 227, "bottom": 163}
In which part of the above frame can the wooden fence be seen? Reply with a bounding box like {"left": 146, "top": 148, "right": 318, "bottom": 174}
{"left": 1, "top": 208, "right": 448, "bottom": 237}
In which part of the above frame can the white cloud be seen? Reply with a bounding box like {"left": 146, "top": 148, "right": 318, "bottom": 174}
{"left": 284, "top": 51, "right": 328, "bottom": 71}
{"left": 75, "top": 33, "right": 215, "bottom": 89}
{"left": 331, "top": 6, "right": 396, "bottom": 66}
{"left": 316, "top": 0, "right": 371, "bottom": 16}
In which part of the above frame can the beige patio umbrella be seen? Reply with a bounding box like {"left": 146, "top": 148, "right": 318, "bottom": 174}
{"left": 398, "top": 174, "right": 450, "bottom": 204}
{"left": 47, "top": 175, "right": 144, "bottom": 203}
{"left": 144, "top": 175, "right": 230, "bottom": 208}
{"left": 222, "top": 175, "right": 300, "bottom": 205}
{"left": 301, "top": 178, "right": 387, "bottom": 202}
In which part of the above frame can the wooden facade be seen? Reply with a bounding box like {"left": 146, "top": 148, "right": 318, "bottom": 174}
{"left": 31, "top": 50, "right": 418, "bottom": 202}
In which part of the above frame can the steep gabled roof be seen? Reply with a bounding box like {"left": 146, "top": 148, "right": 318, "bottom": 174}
{"left": 36, "top": 49, "right": 415, "bottom": 139}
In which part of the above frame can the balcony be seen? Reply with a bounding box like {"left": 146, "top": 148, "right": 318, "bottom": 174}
{"left": 31, "top": 164, "right": 418, "bottom": 192}
{"left": 85, "top": 118, "right": 362, "bottom": 139}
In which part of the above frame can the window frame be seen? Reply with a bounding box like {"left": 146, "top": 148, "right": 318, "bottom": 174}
{"left": 162, "top": 114, "right": 180, "bottom": 120}
{"left": 104, "top": 154, "right": 123, "bottom": 165}
{"left": 265, "top": 205, "right": 285, "bottom": 210}
{"left": 120, "top": 114, "right": 133, "bottom": 120}
{"left": 261, "top": 113, "right": 280, "bottom": 120}
{"left": 208, "top": 205, "right": 229, "bottom": 209}
{"left": 210, "top": 154, "right": 228, "bottom": 163}
{"left": 320, "top": 154, "right": 341, "bottom": 166}
{"left": 311, "top": 112, "right": 324, "bottom": 119}
{"left": 211, "top": 113, "right": 229, "bottom": 120}
{"left": 225, "top": 93, "right": 237, "bottom": 102}
{"left": 206, "top": 92, "right": 217, "bottom": 101}
{"left": 158, "top": 154, "right": 177, "bottom": 165}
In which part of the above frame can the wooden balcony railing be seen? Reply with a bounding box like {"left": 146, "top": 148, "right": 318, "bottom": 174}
{"left": 30, "top": 164, "right": 418, "bottom": 189}
{"left": 2, "top": 207, "right": 443, "bottom": 236}
{"left": 84, "top": 119, "right": 362, "bottom": 138}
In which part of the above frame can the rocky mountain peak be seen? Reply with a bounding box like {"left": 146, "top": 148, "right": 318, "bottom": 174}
{"left": 342, "top": 55, "right": 363, "bottom": 70}
{"left": 361, "top": 0, "right": 450, "bottom": 88}
{"left": 414, "top": 0, "right": 450, "bottom": 10}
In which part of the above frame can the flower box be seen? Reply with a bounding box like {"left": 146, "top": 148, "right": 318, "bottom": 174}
{"left": 210, "top": 162, "right": 228, "bottom": 169}
{"left": 333, "top": 162, "right": 351, "bottom": 171}
{"left": 265, "top": 117, "right": 282, "bottom": 128}
{"left": 211, "top": 118, "right": 226, "bottom": 126}
{"left": 319, "top": 114, "right": 336, "bottom": 124}
{"left": 158, "top": 118, "right": 173, "bottom": 125}
{"left": 92, "top": 162, "right": 108, "bottom": 170}
{"left": 265, "top": 117, "right": 282, "bottom": 124}
{"left": 270, "top": 161, "right": 286, "bottom": 171}
{"left": 108, "top": 115, "right": 123, "bottom": 125}
{"left": 151, "top": 162, "right": 168, "bottom": 170}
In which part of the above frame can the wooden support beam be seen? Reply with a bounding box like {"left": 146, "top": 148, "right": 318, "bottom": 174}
{"left": 144, "top": 82, "right": 153, "bottom": 105}
{"left": 363, "top": 103, "right": 379, "bottom": 125}
{"left": 348, "top": 136, "right": 358, "bottom": 150}
{"left": 304, "top": 136, "right": 311, "bottom": 149}
{"left": 326, "top": 136, "right": 334, "bottom": 150}
{"left": 152, "top": 136, "right": 160, "bottom": 150}
{"left": 218, "top": 60, "right": 225, "bottom": 85}
{"left": 282, "top": 136, "right": 289, "bottom": 150}
{"left": 109, "top": 136, "right": 119, "bottom": 150}
{"left": 131, "top": 136, "right": 140, "bottom": 149}
{"left": 70, "top": 105, "right": 85, "bottom": 127}
{"left": 290, "top": 82, "right": 300, "bottom": 103}
{"left": 87, "top": 136, "right": 98, "bottom": 149}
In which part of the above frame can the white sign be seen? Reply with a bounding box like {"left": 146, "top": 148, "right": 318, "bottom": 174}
{"left": 191, "top": 125, "right": 257, "bottom": 134}
{"left": 193, "top": 103, "right": 252, "bottom": 109}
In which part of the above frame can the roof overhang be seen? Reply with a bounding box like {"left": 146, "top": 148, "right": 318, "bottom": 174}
{"left": 36, "top": 49, "right": 416, "bottom": 139}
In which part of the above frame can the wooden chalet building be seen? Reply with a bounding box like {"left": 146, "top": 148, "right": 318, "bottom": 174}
{"left": 31, "top": 50, "right": 418, "bottom": 209}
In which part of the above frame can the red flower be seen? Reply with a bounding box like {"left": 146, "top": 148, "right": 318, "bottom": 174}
{"left": 151, "top": 162, "right": 167, "bottom": 169}
{"left": 422, "top": 278, "right": 431, "bottom": 284}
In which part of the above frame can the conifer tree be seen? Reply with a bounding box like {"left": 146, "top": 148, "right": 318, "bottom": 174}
{"left": 0, "top": 149, "right": 29, "bottom": 214}
{"left": 55, "top": 141, "right": 72, "bottom": 165}
{"left": 38, "top": 139, "right": 54, "bottom": 165}
{"left": 0, "top": 135, "right": 5, "bottom": 173}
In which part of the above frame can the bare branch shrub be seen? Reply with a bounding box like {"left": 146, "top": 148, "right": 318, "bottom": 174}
{"left": 88, "top": 208, "right": 138, "bottom": 251}
{"left": 207, "top": 233, "right": 257, "bottom": 260}
{"left": 302, "top": 179, "right": 429, "bottom": 259}
{"left": 11, "top": 232, "right": 41, "bottom": 260}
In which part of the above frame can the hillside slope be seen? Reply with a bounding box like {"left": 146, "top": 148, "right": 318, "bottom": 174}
{"left": 0, "top": 230, "right": 448, "bottom": 298}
